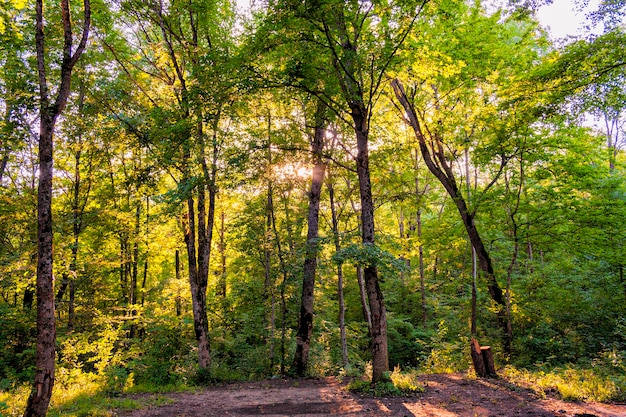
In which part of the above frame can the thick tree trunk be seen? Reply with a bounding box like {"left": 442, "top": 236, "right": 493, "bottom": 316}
{"left": 184, "top": 194, "right": 211, "bottom": 369}
{"left": 355, "top": 120, "right": 388, "bottom": 383}
{"left": 25, "top": 111, "right": 56, "bottom": 417}
{"left": 293, "top": 108, "right": 327, "bottom": 376}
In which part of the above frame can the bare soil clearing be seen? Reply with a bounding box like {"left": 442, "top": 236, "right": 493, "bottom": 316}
{"left": 114, "top": 373, "right": 626, "bottom": 417}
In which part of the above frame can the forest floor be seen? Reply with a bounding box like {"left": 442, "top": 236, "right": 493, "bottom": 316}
{"left": 113, "top": 373, "right": 626, "bottom": 417}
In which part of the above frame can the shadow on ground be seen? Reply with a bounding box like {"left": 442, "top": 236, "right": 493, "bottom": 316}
{"left": 114, "top": 374, "right": 626, "bottom": 417}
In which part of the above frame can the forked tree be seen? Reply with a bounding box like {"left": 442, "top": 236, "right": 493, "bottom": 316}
{"left": 24, "top": 0, "right": 90, "bottom": 415}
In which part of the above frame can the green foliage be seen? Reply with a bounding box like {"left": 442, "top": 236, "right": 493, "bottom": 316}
{"left": 423, "top": 321, "right": 470, "bottom": 374}
{"left": 130, "top": 323, "right": 193, "bottom": 387}
{"left": 503, "top": 363, "right": 626, "bottom": 403}
{"left": 386, "top": 316, "right": 431, "bottom": 369}
{"left": 332, "top": 243, "right": 409, "bottom": 277}
{"left": 0, "top": 306, "right": 36, "bottom": 383}
{"left": 347, "top": 367, "right": 424, "bottom": 396}
{"left": 1, "top": 0, "right": 625, "bottom": 411}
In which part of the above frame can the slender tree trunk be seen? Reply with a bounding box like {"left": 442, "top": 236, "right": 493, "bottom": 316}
{"left": 356, "top": 266, "right": 372, "bottom": 332}
{"left": 398, "top": 210, "right": 407, "bottom": 284}
{"left": 25, "top": 0, "right": 90, "bottom": 414}
{"left": 328, "top": 179, "right": 349, "bottom": 368}
{"left": 293, "top": 104, "right": 327, "bottom": 376}
{"left": 465, "top": 148, "right": 478, "bottom": 336}
{"left": 417, "top": 208, "right": 427, "bottom": 324}
{"left": 271, "top": 195, "right": 290, "bottom": 375}
{"left": 348, "top": 197, "right": 372, "bottom": 333}
{"left": 264, "top": 121, "right": 276, "bottom": 369}
{"left": 218, "top": 211, "right": 227, "bottom": 298}
{"left": 141, "top": 199, "right": 148, "bottom": 308}
{"left": 506, "top": 236, "right": 518, "bottom": 354}
{"left": 175, "top": 249, "right": 182, "bottom": 317}
{"left": 265, "top": 184, "right": 276, "bottom": 368}
{"left": 393, "top": 80, "right": 507, "bottom": 335}
{"left": 0, "top": 151, "right": 7, "bottom": 184}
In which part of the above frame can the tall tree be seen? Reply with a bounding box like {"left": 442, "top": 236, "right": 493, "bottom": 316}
{"left": 25, "top": 0, "right": 90, "bottom": 414}
{"left": 391, "top": 2, "right": 545, "bottom": 349}
{"left": 292, "top": 100, "right": 328, "bottom": 375}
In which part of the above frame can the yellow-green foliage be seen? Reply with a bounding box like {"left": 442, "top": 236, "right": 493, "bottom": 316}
{"left": 347, "top": 366, "right": 425, "bottom": 396}
{"left": 502, "top": 365, "right": 626, "bottom": 403}
{"left": 0, "top": 371, "right": 172, "bottom": 417}
{"left": 0, "top": 384, "right": 29, "bottom": 417}
{"left": 389, "top": 367, "right": 425, "bottom": 394}
{"left": 423, "top": 321, "right": 469, "bottom": 374}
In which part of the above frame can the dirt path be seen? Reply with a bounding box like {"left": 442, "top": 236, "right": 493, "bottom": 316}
{"left": 114, "top": 374, "right": 626, "bottom": 417}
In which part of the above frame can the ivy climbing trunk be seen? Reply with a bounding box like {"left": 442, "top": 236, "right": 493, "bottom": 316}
{"left": 25, "top": 0, "right": 90, "bottom": 415}
{"left": 293, "top": 104, "right": 328, "bottom": 376}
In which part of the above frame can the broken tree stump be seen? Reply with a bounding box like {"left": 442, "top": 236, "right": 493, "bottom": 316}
{"left": 470, "top": 338, "right": 497, "bottom": 377}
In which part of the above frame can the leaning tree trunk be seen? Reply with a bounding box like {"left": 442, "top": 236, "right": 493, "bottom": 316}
{"left": 25, "top": 0, "right": 90, "bottom": 415}
{"left": 293, "top": 104, "right": 327, "bottom": 376}
{"left": 392, "top": 80, "right": 507, "bottom": 336}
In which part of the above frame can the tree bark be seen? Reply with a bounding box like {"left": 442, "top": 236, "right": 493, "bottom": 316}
{"left": 352, "top": 108, "right": 389, "bottom": 382}
{"left": 25, "top": 0, "right": 90, "bottom": 415}
{"left": 293, "top": 104, "right": 327, "bottom": 376}
{"left": 328, "top": 178, "right": 349, "bottom": 368}
{"left": 322, "top": 0, "right": 395, "bottom": 383}
{"left": 392, "top": 79, "right": 507, "bottom": 333}
{"left": 218, "top": 211, "right": 227, "bottom": 299}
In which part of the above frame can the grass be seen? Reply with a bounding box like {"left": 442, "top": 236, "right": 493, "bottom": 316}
{"left": 0, "top": 370, "right": 180, "bottom": 417}
{"left": 347, "top": 366, "right": 425, "bottom": 396}
{"left": 502, "top": 364, "right": 626, "bottom": 403}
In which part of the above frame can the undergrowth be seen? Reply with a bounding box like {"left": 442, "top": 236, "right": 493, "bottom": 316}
{"left": 502, "top": 363, "right": 626, "bottom": 403}
{"left": 347, "top": 366, "right": 425, "bottom": 397}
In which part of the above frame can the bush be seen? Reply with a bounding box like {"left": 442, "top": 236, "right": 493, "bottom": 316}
{"left": 502, "top": 363, "right": 626, "bottom": 403}
{"left": 387, "top": 316, "right": 431, "bottom": 369}
{"left": 347, "top": 366, "right": 424, "bottom": 396}
{"left": 131, "top": 323, "right": 192, "bottom": 387}
{"left": 0, "top": 306, "right": 36, "bottom": 383}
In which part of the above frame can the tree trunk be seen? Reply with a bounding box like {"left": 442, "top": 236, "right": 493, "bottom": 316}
{"left": 328, "top": 179, "right": 349, "bottom": 368}
{"left": 466, "top": 148, "right": 478, "bottom": 336}
{"left": 25, "top": 0, "right": 90, "bottom": 414}
{"left": 417, "top": 208, "right": 427, "bottom": 324}
{"left": 392, "top": 79, "right": 507, "bottom": 334}
{"left": 175, "top": 249, "right": 182, "bottom": 317}
{"left": 264, "top": 123, "right": 276, "bottom": 369}
{"left": 355, "top": 121, "right": 388, "bottom": 382}
{"left": 293, "top": 104, "right": 327, "bottom": 376}
{"left": 218, "top": 211, "right": 227, "bottom": 298}
{"left": 184, "top": 193, "right": 211, "bottom": 369}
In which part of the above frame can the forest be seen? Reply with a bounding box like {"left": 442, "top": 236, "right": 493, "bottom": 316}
{"left": 0, "top": 0, "right": 625, "bottom": 415}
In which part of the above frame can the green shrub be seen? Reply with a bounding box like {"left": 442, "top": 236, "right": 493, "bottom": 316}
{"left": 503, "top": 364, "right": 626, "bottom": 403}
{"left": 0, "top": 306, "right": 36, "bottom": 382}
{"left": 387, "top": 316, "right": 431, "bottom": 369}
{"left": 347, "top": 367, "right": 424, "bottom": 396}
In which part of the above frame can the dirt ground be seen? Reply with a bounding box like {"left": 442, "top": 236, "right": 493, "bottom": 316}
{"left": 114, "top": 373, "right": 626, "bottom": 417}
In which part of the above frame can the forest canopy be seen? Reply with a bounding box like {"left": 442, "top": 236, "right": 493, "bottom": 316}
{"left": 0, "top": 0, "right": 625, "bottom": 414}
